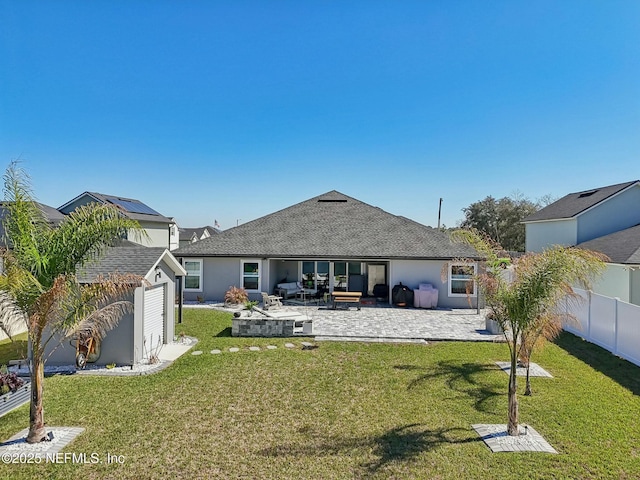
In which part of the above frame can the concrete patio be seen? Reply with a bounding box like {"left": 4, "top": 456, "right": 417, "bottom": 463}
{"left": 277, "top": 303, "right": 504, "bottom": 343}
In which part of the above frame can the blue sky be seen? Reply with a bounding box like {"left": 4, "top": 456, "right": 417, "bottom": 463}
{"left": 1, "top": 1, "right": 638, "bottom": 230}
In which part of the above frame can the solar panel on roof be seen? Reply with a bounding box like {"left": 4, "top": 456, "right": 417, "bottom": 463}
{"left": 108, "top": 198, "right": 161, "bottom": 216}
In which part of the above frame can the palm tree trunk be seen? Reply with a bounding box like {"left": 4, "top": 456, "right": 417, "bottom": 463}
{"left": 524, "top": 363, "right": 532, "bottom": 396}
{"left": 26, "top": 357, "right": 46, "bottom": 444}
{"left": 507, "top": 353, "right": 519, "bottom": 436}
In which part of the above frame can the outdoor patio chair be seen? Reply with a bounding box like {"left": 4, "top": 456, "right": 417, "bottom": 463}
{"left": 261, "top": 292, "right": 283, "bottom": 310}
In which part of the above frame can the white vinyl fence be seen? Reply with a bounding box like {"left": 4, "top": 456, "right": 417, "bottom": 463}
{"left": 561, "top": 288, "right": 640, "bottom": 367}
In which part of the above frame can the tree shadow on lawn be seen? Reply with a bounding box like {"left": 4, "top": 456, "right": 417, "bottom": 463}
{"left": 395, "top": 361, "right": 502, "bottom": 414}
{"left": 554, "top": 332, "right": 640, "bottom": 396}
{"left": 258, "top": 423, "right": 480, "bottom": 476}
{"left": 214, "top": 327, "right": 232, "bottom": 337}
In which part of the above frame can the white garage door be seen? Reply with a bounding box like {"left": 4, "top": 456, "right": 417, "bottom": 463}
{"left": 144, "top": 285, "right": 165, "bottom": 353}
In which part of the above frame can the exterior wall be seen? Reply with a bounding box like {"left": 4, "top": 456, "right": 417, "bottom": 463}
{"left": 189, "top": 257, "right": 485, "bottom": 309}
{"left": 576, "top": 185, "right": 640, "bottom": 244}
{"left": 183, "top": 257, "right": 240, "bottom": 302}
{"left": 169, "top": 223, "right": 180, "bottom": 251}
{"left": 525, "top": 219, "right": 577, "bottom": 252}
{"left": 590, "top": 264, "right": 631, "bottom": 303}
{"left": 59, "top": 196, "right": 93, "bottom": 213}
{"left": 45, "top": 292, "right": 137, "bottom": 367}
{"left": 389, "top": 259, "right": 479, "bottom": 309}
{"left": 129, "top": 221, "right": 170, "bottom": 249}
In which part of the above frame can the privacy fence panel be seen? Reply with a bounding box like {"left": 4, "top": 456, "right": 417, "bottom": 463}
{"left": 563, "top": 288, "right": 640, "bottom": 368}
{"left": 616, "top": 301, "right": 640, "bottom": 366}
{"left": 589, "top": 293, "right": 617, "bottom": 352}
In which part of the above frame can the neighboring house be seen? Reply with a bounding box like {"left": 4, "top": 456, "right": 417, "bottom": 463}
{"left": 174, "top": 191, "right": 482, "bottom": 309}
{"left": 59, "top": 192, "right": 174, "bottom": 249}
{"left": 523, "top": 180, "right": 640, "bottom": 252}
{"left": 45, "top": 241, "right": 186, "bottom": 366}
{"left": 169, "top": 218, "right": 180, "bottom": 251}
{"left": 576, "top": 225, "right": 640, "bottom": 305}
{"left": 523, "top": 180, "right": 640, "bottom": 305}
{"left": 178, "top": 226, "right": 219, "bottom": 248}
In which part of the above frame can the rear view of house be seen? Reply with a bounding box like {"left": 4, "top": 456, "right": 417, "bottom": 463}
{"left": 174, "top": 190, "right": 482, "bottom": 309}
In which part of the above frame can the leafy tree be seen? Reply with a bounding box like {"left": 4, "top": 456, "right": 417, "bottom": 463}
{"left": 0, "top": 162, "right": 144, "bottom": 443}
{"left": 451, "top": 228, "right": 606, "bottom": 436}
{"left": 459, "top": 194, "right": 542, "bottom": 252}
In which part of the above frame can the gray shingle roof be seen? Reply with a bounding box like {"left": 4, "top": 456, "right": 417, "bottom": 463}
{"left": 523, "top": 180, "right": 639, "bottom": 222}
{"left": 174, "top": 191, "right": 479, "bottom": 260}
{"left": 577, "top": 224, "right": 640, "bottom": 264}
{"left": 179, "top": 226, "right": 218, "bottom": 241}
{"left": 77, "top": 241, "right": 166, "bottom": 282}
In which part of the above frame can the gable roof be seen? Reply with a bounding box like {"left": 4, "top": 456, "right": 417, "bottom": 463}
{"left": 59, "top": 192, "right": 172, "bottom": 224}
{"left": 179, "top": 226, "right": 219, "bottom": 242}
{"left": 523, "top": 180, "right": 640, "bottom": 223}
{"left": 174, "top": 191, "right": 479, "bottom": 260}
{"left": 577, "top": 224, "right": 640, "bottom": 265}
{"left": 77, "top": 240, "right": 186, "bottom": 283}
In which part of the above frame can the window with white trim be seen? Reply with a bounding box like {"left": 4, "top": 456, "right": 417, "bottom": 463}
{"left": 448, "top": 263, "right": 476, "bottom": 297}
{"left": 184, "top": 259, "right": 203, "bottom": 292}
{"left": 241, "top": 260, "right": 261, "bottom": 292}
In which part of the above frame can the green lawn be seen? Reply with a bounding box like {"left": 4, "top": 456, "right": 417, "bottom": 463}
{"left": 0, "top": 309, "right": 638, "bottom": 479}
{"left": 0, "top": 332, "right": 27, "bottom": 367}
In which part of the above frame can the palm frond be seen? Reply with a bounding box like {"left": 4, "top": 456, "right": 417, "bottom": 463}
{"left": 45, "top": 203, "right": 145, "bottom": 279}
{"left": 69, "top": 300, "right": 134, "bottom": 342}
{"left": 60, "top": 273, "right": 142, "bottom": 343}
{"left": 0, "top": 291, "right": 27, "bottom": 339}
{"left": 2, "top": 162, "right": 51, "bottom": 278}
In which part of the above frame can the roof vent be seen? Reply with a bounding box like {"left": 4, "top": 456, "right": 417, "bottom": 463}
{"left": 578, "top": 189, "right": 598, "bottom": 198}
{"left": 318, "top": 199, "right": 347, "bottom": 203}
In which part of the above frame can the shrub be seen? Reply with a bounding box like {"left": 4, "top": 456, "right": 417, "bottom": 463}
{"left": 224, "top": 286, "right": 248, "bottom": 305}
{"left": 0, "top": 371, "right": 25, "bottom": 395}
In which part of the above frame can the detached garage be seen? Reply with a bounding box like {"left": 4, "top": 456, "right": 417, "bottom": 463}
{"left": 46, "top": 241, "right": 186, "bottom": 366}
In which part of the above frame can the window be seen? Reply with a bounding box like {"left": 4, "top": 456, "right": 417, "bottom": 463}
{"left": 241, "top": 260, "right": 261, "bottom": 292}
{"left": 184, "top": 259, "right": 203, "bottom": 292}
{"left": 300, "top": 261, "right": 330, "bottom": 290}
{"left": 332, "top": 261, "right": 362, "bottom": 292}
{"left": 448, "top": 263, "right": 476, "bottom": 297}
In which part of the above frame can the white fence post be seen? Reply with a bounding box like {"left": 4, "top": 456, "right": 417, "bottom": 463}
{"left": 613, "top": 297, "right": 619, "bottom": 356}
{"left": 587, "top": 290, "right": 592, "bottom": 339}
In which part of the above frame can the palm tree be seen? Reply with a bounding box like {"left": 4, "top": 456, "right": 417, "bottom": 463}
{"left": 451, "top": 229, "right": 606, "bottom": 436}
{"left": 0, "top": 162, "right": 145, "bottom": 443}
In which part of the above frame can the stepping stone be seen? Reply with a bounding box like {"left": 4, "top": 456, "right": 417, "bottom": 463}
{"left": 191, "top": 350, "right": 203, "bottom": 355}
{"left": 210, "top": 349, "right": 222, "bottom": 354}
{"left": 249, "top": 346, "right": 260, "bottom": 351}
{"left": 266, "top": 345, "right": 277, "bottom": 350}
{"left": 229, "top": 347, "right": 240, "bottom": 353}
{"left": 284, "top": 343, "right": 295, "bottom": 348}
{"left": 301, "top": 342, "right": 317, "bottom": 350}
